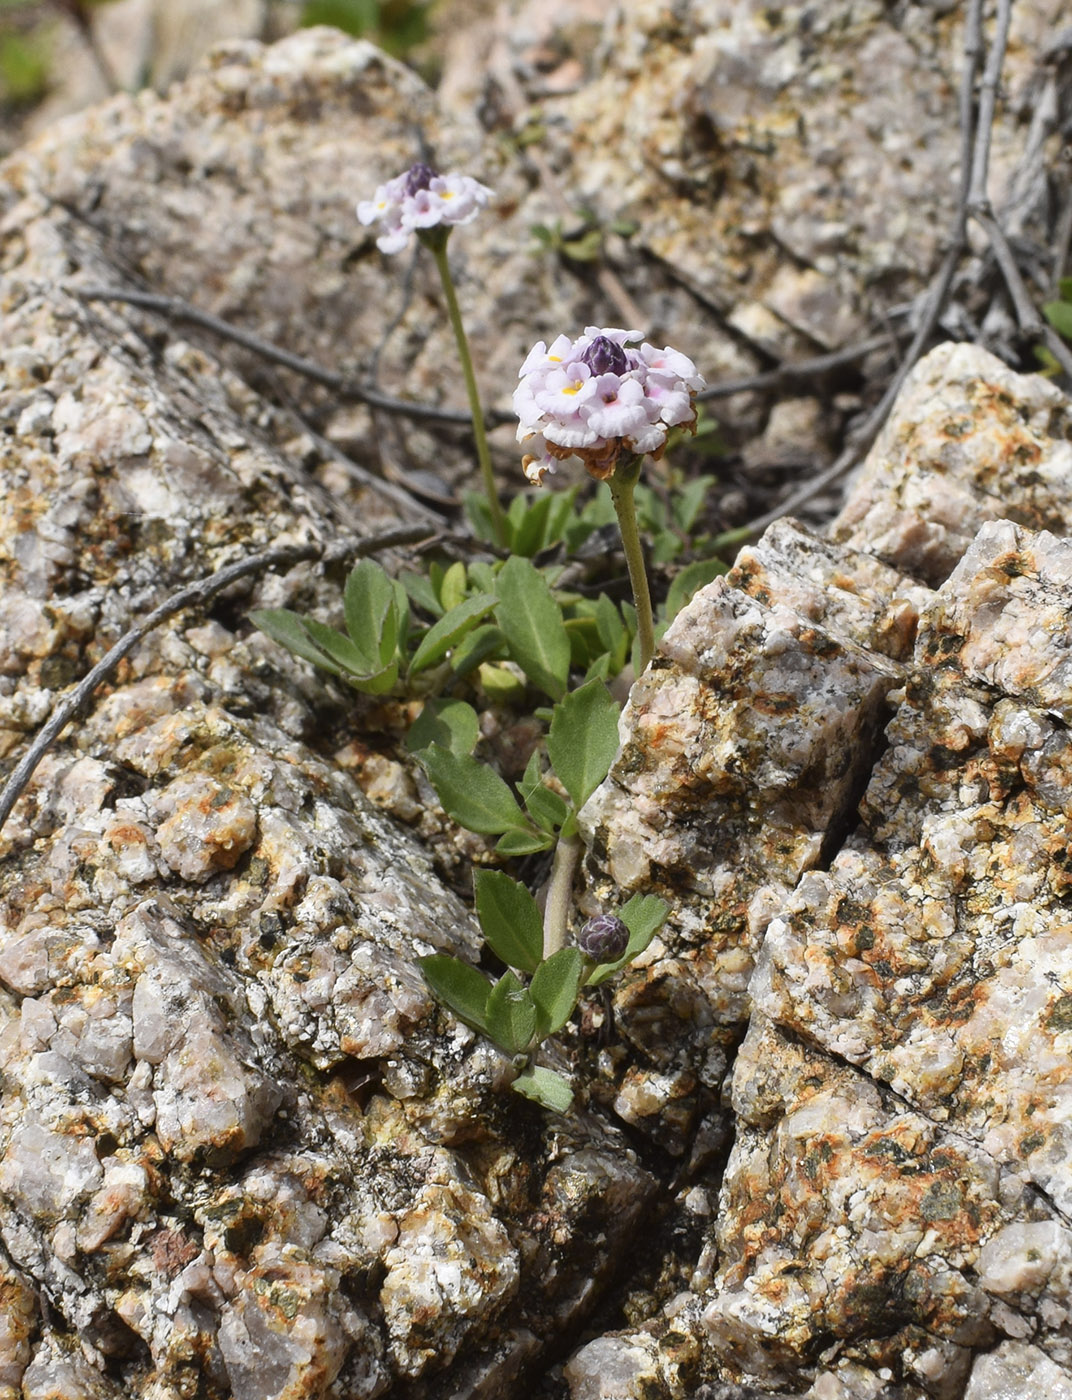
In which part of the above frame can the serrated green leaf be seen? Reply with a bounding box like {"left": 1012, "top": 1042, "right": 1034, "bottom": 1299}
{"left": 486, "top": 971, "right": 538, "bottom": 1055}
{"left": 420, "top": 746, "right": 528, "bottom": 834}
{"left": 1044, "top": 299, "right": 1072, "bottom": 340}
{"left": 419, "top": 954, "right": 491, "bottom": 1034}
{"left": 405, "top": 698, "right": 480, "bottom": 756}
{"left": 452, "top": 623, "right": 507, "bottom": 677}
{"left": 586, "top": 894, "right": 670, "bottom": 986}
{"left": 583, "top": 653, "right": 613, "bottom": 682}
{"left": 250, "top": 609, "right": 348, "bottom": 678}
{"left": 495, "top": 556, "right": 571, "bottom": 701}
{"left": 401, "top": 569, "right": 444, "bottom": 619}
{"left": 664, "top": 557, "right": 729, "bottom": 624}
{"left": 530, "top": 947, "right": 583, "bottom": 1037}
{"left": 511, "top": 1064, "right": 574, "bottom": 1113}
{"left": 439, "top": 560, "right": 468, "bottom": 613}
{"left": 409, "top": 593, "right": 497, "bottom": 677}
{"left": 547, "top": 679, "right": 621, "bottom": 810}
{"left": 495, "top": 828, "right": 555, "bottom": 856}
{"left": 474, "top": 870, "right": 543, "bottom": 973}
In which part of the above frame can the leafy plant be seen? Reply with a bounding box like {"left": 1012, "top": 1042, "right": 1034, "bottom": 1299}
{"left": 420, "top": 886, "right": 668, "bottom": 1111}
{"left": 299, "top": 0, "right": 430, "bottom": 57}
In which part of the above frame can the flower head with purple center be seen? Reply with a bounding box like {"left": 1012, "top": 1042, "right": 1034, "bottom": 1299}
{"left": 357, "top": 163, "right": 493, "bottom": 254}
{"left": 513, "top": 326, "right": 704, "bottom": 484}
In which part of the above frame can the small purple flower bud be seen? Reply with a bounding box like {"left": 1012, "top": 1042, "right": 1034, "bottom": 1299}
{"left": 405, "top": 162, "right": 439, "bottom": 196}
{"left": 581, "top": 335, "right": 629, "bottom": 377}
{"left": 578, "top": 913, "right": 630, "bottom": 964}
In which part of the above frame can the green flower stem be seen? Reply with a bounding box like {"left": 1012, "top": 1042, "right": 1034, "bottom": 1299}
{"left": 608, "top": 455, "right": 655, "bottom": 673}
{"left": 427, "top": 236, "right": 508, "bottom": 549}
{"left": 543, "top": 831, "right": 582, "bottom": 959}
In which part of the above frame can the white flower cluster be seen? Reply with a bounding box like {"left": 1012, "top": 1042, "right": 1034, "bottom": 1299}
{"left": 357, "top": 163, "right": 493, "bottom": 254}
{"left": 513, "top": 327, "right": 704, "bottom": 483}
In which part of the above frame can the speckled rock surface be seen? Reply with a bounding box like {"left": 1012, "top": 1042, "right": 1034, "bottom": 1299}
{"left": 571, "top": 350, "right": 1072, "bottom": 1399}
{"left": 833, "top": 343, "right": 1072, "bottom": 586}
{"left": 2, "top": 12, "right": 1072, "bottom": 1400}
{"left": 0, "top": 31, "right": 660, "bottom": 1400}
{"left": 3, "top": 2, "right": 1064, "bottom": 495}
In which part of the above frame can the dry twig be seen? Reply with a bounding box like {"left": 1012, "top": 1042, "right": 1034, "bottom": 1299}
{"left": 72, "top": 286, "right": 513, "bottom": 428}
{"left": 737, "top": 0, "right": 992, "bottom": 535}
{"left": 0, "top": 524, "right": 436, "bottom": 836}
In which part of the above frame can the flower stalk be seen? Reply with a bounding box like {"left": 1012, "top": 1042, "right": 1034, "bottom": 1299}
{"left": 607, "top": 455, "right": 655, "bottom": 673}
{"left": 542, "top": 830, "right": 582, "bottom": 959}
{"left": 427, "top": 235, "right": 508, "bottom": 548}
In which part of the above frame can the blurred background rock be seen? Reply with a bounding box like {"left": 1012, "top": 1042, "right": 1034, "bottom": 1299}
{"left": 0, "top": 0, "right": 446, "bottom": 156}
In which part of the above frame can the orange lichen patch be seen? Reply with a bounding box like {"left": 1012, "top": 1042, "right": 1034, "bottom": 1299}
{"left": 153, "top": 772, "right": 258, "bottom": 882}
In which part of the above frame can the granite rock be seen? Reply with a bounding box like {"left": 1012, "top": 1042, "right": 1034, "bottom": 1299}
{"left": 0, "top": 10, "right": 1070, "bottom": 1400}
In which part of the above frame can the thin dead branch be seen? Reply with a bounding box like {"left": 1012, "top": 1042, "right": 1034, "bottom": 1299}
{"left": 71, "top": 286, "right": 513, "bottom": 429}
{"left": 0, "top": 524, "right": 436, "bottom": 837}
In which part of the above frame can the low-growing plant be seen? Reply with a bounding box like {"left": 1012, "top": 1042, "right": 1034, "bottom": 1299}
{"left": 252, "top": 162, "right": 717, "bottom": 1111}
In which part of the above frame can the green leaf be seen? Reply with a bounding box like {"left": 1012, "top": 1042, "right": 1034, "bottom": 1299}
{"left": 464, "top": 490, "right": 497, "bottom": 544}
{"left": 439, "top": 560, "right": 468, "bottom": 614}
{"left": 344, "top": 559, "right": 399, "bottom": 668}
{"left": 511, "top": 493, "right": 555, "bottom": 557}
{"left": 511, "top": 1065, "right": 574, "bottom": 1113}
{"left": 495, "top": 556, "right": 571, "bottom": 701}
{"left": 479, "top": 662, "right": 528, "bottom": 703}
{"left": 587, "top": 894, "right": 670, "bottom": 986}
{"left": 405, "top": 698, "right": 480, "bottom": 756}
{"left": 467, "top": 562, "right": 500, "bottom": 594}
{"left": 530, "top": 947, "right": 583, "bottom": 1037}
{"left": 561, "top": 230, "right": 604, "bottom": 261}
{"left": 250, "top": 609, "right": 348, "bottom": 678}
{"left": 495, "top": 828, "right": 555, "bottom": 856}
{"left": 400, "top": 569, "right": 443, "bottom": 619}
{"left": 349, "top": 661, "right": 400, "bottom": 695}
{"left": 486, "top": 971, "right": 538, "bottom": 1056}
{"left": 664, "top": 557, "right": 729, "bottom": 623}
{"left": 564, "top": 615, "right": 603, "bottom": 669}
{"left": 547, "top": 679, "right": 621, "bottom": 809}
{"left": 524, "top": 783, "right": 569, "bottom": 834}
{"left": 673, "top": 476, "right": 713, "bottom": 533}
{"left": 418, "top": 955, "right": 491, "bottom": 1034}
{"left": 300, "top": 0, "right": 378, "bottom": 36}
{"left": 1044, "top": 299, "right": 1072, "bottom": 341}
{"left": 451, "top": 623, "right": 507, "bottom": 677}
{"left": 409, "top": 593, "right": 497, "bottom": 677}
{"left": 651, "top": 530, "right": 683, "bottom": 565}
{"left": 544, "top": 487, "right": 580, "bottom": 547}
{"left": 474, "top": 870, "right": 543, "bottom": 974}
{"left": 302, "top": 616, "right": 383, "bottom": 677}
{"left": 419, "top": 746, "right": 528, "bottom": 834}
{"left": 594, "top": 594, "right": 627, "bottom": 663}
